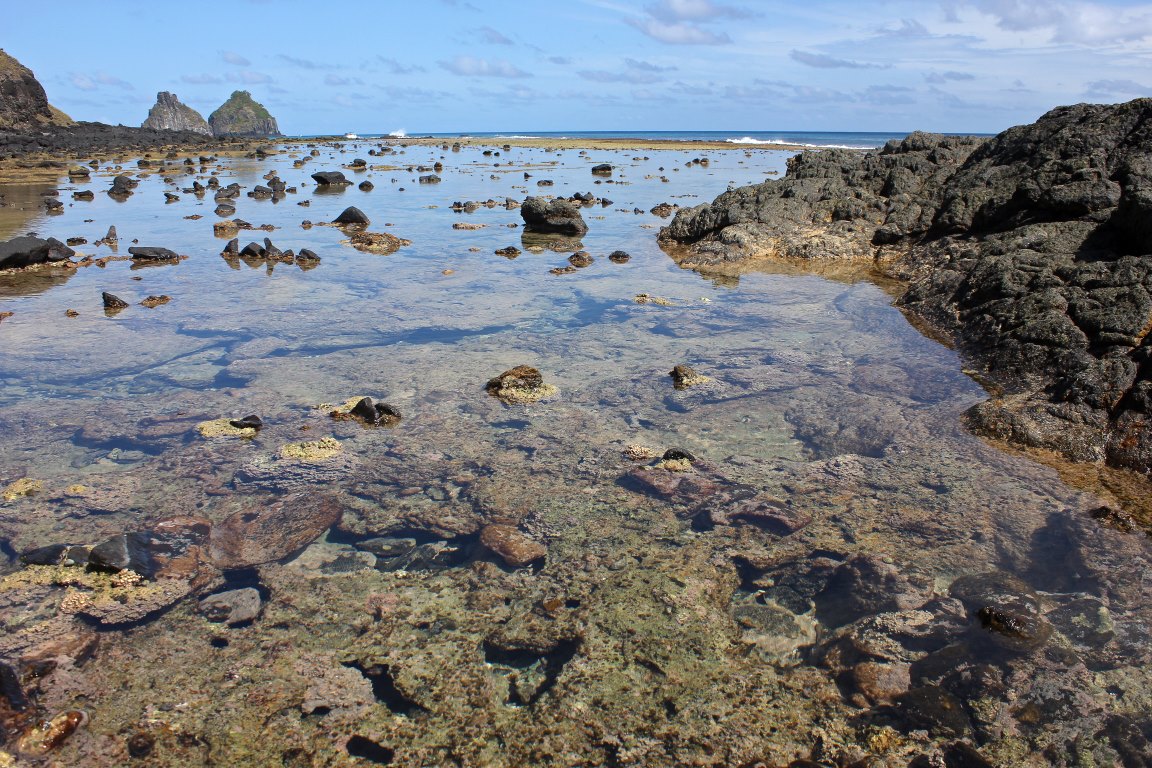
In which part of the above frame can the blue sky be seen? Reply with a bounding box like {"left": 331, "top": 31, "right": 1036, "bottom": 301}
{"left": 6, "top": 0, "right": 1152, "bottom": 135}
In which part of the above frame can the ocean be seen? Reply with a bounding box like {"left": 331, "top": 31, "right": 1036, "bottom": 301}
{"left": 345, "top": 129, "right": 992, "bottom": 150}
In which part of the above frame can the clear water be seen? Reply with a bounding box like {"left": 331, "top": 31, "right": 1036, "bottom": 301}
{"left": 0, "top": 140, "right": 1148, "bottom": 767}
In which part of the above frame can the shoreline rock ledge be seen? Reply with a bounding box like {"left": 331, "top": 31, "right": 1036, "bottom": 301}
{"left": 659, "top": 98, "right": 1152, "bottom": 474}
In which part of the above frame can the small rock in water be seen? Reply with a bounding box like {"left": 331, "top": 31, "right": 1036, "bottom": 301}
{"left": 198, "top": 587, "right": 263, "bottom": 626}
{"left": 485, "top": 365, "right": 558, "bottom": 404}
{"left": 229, "top": 414, "right": 264, "bottom": 430}
{"left": 608, "top": 250, "right": 631, "bottom": 263}
{"left": 101, "top": 292, "right": 129, "bottom": 310}
{"left": 670, "top": 364, "right": 710, "bottom": 389}
{"left": 333, "top": 206, "right": 370, "bottom": 226}
{"left": 348, "top": 396, "right": 402, "bottom": 426}
{"left": 128, "top": 246, "right": 180, "bottom": 261}
{"left": 139, "top": 295, "right": 171, "bottom": 308}
{"left": 311, "top": 170, "right": 350, "bottom": 186}
{"left": 568, "top": 251, "right": 593, "bottom": 268}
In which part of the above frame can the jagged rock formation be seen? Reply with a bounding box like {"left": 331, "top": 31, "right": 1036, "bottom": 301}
{"left": 141, "top": 91, "right": 210, "bottom": 135}
{"left": 208, "top": 90, "right": 281, "bottom": 138}
{"left": 0, "top": 48, "right": 72, "bottom": 130}
{"left": 660, "top": 99, "right": 1152, "bottom": 474}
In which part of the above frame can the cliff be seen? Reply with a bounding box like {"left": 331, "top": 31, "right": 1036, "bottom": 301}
{"left": 141, "top": 91, "right": 211, "bottom": 135}
{"left": 0, "top": 49, "right": 73, "bottom": 131}
{"left": 659, "top": 99, "right": 1152, "bottom": 474}
{"left": 208, "top": 90, "right": 281, "bottom": 138}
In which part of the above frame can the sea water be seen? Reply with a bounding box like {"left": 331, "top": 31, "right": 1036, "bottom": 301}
{"left": 0, "top": 139, "right": 1148, "bottom": 767}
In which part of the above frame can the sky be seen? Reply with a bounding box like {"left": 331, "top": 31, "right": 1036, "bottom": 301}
{"left": 5, "top": 0, "right": 1152, "bottom": 135}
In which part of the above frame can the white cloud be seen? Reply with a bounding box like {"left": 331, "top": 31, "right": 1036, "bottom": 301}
{"left": 478, "top": 26, "right": 514, "bottom": 45}
{"left": 180, "top": 73, "right": 224, "bottom": 85}
{"left": 1085, "top": 78, "right": 1150, "bottom": 96}
{"left": 376, "top": 57, "right": 426, "bottom": 75}
{"left": 790, "top": 50, "right": 887, "bottom": 69}
{"left": 645, "top": 0, "right": 752, "bottom": 22}
{"left": 69, "top": 71, "right": 134, "bottom": 91}
{"left": 964, "top": 0, "right": 1152, "bottom": 45}
{"left": 220, "top": 50, "right": 251, "bottom": 66}
{"left": 438, "top": 56, "right": 531, "bottom": 78}
{"left": 226, "top": 70, "right": 273, "bottom": 84}
{"left": 628, "top": 17, "right": 730, "bottom": 44}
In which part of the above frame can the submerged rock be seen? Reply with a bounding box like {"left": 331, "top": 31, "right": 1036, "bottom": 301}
{"left": 480, "top": 524, "right": 546, "bottom": 567}
{"left": 343, "top": 231, "right": 410, "bottom": 255}
{"left": 208, "top": 493, "right": 343, "bottom": 569}
{"left": 485, "top": 365, "right": 558, "bottom": 404}
{"left": 198, "top": 587, "right": 263, "bottom": 625}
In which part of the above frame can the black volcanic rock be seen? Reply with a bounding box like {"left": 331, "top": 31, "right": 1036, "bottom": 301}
{"left": 141, "top": 91, "right": 211, "bottom": 135}
{"left": 659, "top": 98, "right": 1152, "bottom": 474}
{"left": 0, "top": 236, "right": 74, "bottom": 269}
{"left": 521, "top": 196, "right": 589, "bottom": 236}
{"left": 208, "top": 90, "right": 281, "bottom": 138}
{"left": 311, "top": 171, "right": 350, "bottom": 186}
{"left": 333, "top": 206, "right": 370, "bottom": 226}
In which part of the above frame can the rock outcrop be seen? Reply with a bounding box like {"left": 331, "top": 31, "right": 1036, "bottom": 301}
{"left": 141, "top": 91, "right": 211, "bottom": 135}
{"left": 659, "top": 99, "right": 1152, "bottom": 474}
{"left": 520, "top": 196, "right": 589, "bottom": 236}
{"left": 208, "top": 90, "right": 281, "bottom": 138}
{"left": 0, "top": 49, "right": 72, "bottom": 130}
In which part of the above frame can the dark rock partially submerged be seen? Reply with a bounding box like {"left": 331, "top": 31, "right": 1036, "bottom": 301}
{"left": 0, "top": 236, "right": 74, "bottom": 270}
{"left": 659, "top": 98, "right": 1152, "bottom": 474}
{"left": 520, "top": 196, "right": 589, "bottom": 236}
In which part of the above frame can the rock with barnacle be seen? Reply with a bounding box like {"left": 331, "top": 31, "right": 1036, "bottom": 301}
{"left": 485, "top": 365, "right": 558, "bottom": 405}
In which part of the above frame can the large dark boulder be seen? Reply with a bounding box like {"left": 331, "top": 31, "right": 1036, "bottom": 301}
{"left": 0, "top": 236, "right": 75, "bottom": 269}
{"left": 311, "top": 171, "right": 350, "bottom": 186}
{"left": 520, "top": 196, "right": 589, "bottom": 236}
{"left": 659, "top": 98, "right": 1152, "bottom": 474}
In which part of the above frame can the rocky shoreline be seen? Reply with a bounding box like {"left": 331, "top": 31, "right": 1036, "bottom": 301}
{"left": 660, "top": 99, "right": 1152, "bottom": 478}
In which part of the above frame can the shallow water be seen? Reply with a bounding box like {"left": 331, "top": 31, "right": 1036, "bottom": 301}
{"left": 1, "top": 142, "right": 1150, "bottom": 767}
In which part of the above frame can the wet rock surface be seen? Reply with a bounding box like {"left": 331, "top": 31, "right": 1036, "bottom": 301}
{"left": 520, "top": 196, "right": 589, "bottom": 236}
{"left": 661, "top": 99, "right": 1152, "bottom": 474}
